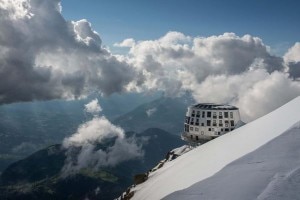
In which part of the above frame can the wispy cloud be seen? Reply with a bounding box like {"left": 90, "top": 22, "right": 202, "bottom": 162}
{"left": 146, "top": 108, "right": 157, "bottom": 117}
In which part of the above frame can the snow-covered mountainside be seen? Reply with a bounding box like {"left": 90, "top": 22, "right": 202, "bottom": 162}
{"left": 131, "top": 96, "right": 300, "bottom": 200}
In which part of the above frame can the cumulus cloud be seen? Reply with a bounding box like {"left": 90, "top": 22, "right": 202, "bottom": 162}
{"left": 284, "top": 43, "right": 300, "bottom": 79}
{"left": 114, "top": 38, "right": 135, "bottom": 48}
{"left": 284, "top": 42, "right": 300, "bottom": 63}
{"left": 187, "top": 69, "right": 300, "bottom": 121}
{"left": 62, "top": 99, "right": 143, "bottom": 175}
{"left": 1, "top": 0, "right": 300, "bottom": 123}
{"left": 121, "top": 32, "right": 285, "bottom": 96}
{"left": 0, "top": 0, "right": 136, "bottom": 104}
{"left": 116, "top": 32, "right": 300, "bottom": 121}
{"left": 84, "top": 98, "right": 102, "bottom": 115}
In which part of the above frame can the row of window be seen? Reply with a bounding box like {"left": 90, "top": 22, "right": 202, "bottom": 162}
{"left": 186, "top": 118, "right": 235, "bottom": 127}
{"left": 191, "top": 110, "right": 234, "bottom": 119}
{"left": 189, "top": 126, "right": 234, "bottom": 132}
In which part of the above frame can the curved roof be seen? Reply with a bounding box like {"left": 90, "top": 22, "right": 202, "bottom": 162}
{"left": 191, "top": 103, "right": 238, "bottom": 110}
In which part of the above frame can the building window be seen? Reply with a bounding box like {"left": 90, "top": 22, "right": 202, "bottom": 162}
{"left": 202, "top": 111, "right": 205, "bottom": 118}
{"left": 224, "top": 112, "right": 228, "bottom": 118}
{"left": 219, "top": 112, "right": 223, "bottom": 119}
{"left": 230, "top": 120, "right": 235, "bottom": 127}
{"left": 219, "top": 120, "right": 223, "bottom": 127}
{"left": 185, "top": 116, "right": 190, "bottom": 124}
{"left": 225, "top": 128, "right": 229, "bottom": 132}
{"left": 186, "top": 125, "right": 189, "bottom": 132}
{"left": 201, "top": 123, "right": 204, "bottom": 126}
{"left": 191, "top": 135, "right": 193, "bottom": 139}
{"left": 221, "top": 128, "right": 224, "bottom": 132}
{"left": 190, "top": 118, "right": 194, "bottom": 125}
{"left": 213, "top": 120, "right": 217, "bottom": 126}
{"left": 213, "top": 112, "right": 217, "bottom": 119}
{"left": 196, "top": 111, "right": 200, "bottom": 117}
{"left": 190, "top": 127, "right": 193, "bottom": 131}
{"left": 207, "top": 111, "right": 211, "bottom": 118}
{"left": 195, "top": 127, "right": 199, "bottom": 131}
{"left": 207, "top": 120, "right": 211, "bottom": 126}
{"left": 208, "top": 128, "right": 211, "bottom": 131}
{"left": 230, "top": 112, "right": 233, "bottom": 118}
{"left": 196, "top": 136, "right": 199, "bottom": 140}
{"left": 225, "top": 120, "right": 228, "bottom": 127}
{"left": 192, "top": 110, "right": 195, "bottom": 117}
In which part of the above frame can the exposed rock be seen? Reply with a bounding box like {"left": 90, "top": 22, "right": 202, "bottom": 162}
{"left": 133, "top": 173, "right": 148, "bottom": 185}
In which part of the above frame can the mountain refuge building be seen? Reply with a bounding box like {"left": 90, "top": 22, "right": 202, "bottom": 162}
{"left": 182, "top": 103, "right": 241, "bottom": 143}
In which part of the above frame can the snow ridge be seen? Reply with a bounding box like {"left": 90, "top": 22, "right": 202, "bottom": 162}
{"left": 131, "top": 96, "right": 300, "bottom": 200}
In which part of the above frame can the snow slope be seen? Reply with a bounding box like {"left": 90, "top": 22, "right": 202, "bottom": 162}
{"left": 131, "top": 96, "right": 300, "bottom": 200}
{"left": 164, "top": 123, "right": 300, "bottom": 200}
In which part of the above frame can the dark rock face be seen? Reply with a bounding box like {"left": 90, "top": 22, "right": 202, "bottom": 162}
{"left": 134, "top": 173, "right": 148, "bottom": 185}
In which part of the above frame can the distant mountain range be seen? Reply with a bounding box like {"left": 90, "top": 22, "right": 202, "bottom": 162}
{"left": 114, "top": 96, "right": 194, "bottom": 135}
{"left": 0, "top": 93, "right": 160, "bottom": 172}
{"left": 0, "top": 128, "right": 185, "bottom": 200}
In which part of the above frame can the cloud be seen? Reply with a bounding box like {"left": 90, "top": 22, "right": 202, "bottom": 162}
{"left": 0, "top": 0, "right": 136, "bottom": 104}
{"left": 117, "top": 32, "right": 300, "bottom": 121}
{"left": 0, "top": 0, "right": 34, "bottom": 19}
{"left": 284, "top": 42, "right": 300, "bottom": 79}
{"left": 122, "top": 32, "right": 285, "bottom": 96}
{"left": 284, "top": 42, "right": 300, "bottom": 63}
{"left": 146, "top": 108, "right": 157, "bottom": 117}
{"left": 114, "top": 38, "right": 135, "bottom": 48}
{"left": 187, "top": 69, "right": 300, "bottom": 121}
{"left": 1, "top": 1, "right": 300, "bottom": 123}
{"left": 84, "top": 98, "right": 102, "bottom": 115}
{"left": 62, "top": 99, "right": 143, "bottom": 175}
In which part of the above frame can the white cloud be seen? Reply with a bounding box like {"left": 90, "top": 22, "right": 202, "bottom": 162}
{"left": 84, "top": 99, "right": 102, "bottom": 115}
{"left": 62, "top": 101, "right": 144, "bottom": 175}
{"left": 284, "top": 42, "right": 300, "bottom": 63}
{"left": 237, "top": 71, "right": 300, "bottom": 121}
{"left": 114, "top": 38, "right": 135, "bottom": 47}
{"left": 284, "top": 43, "right": 300, "bottom": 79}
{"left": 0, "top": 0, "right": 34, "bottom": 19}
{"left": 187, "top": 69, "right": 300, "bottom": 121}
{"left": 0, "top": 0, "right": 136, "bottom": 104}
{"left": 119, "top": 32, "right": 300, "bottom": 121}
{"left": 63, "top": 116, "right": 124, "bottom": 148}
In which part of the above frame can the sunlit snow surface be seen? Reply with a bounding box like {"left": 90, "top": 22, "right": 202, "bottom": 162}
{"left": 131, "top": 96, "right": 300, "bottom": 200}
{"left": 165, "top": 124, "right": 300, "bottom": 200}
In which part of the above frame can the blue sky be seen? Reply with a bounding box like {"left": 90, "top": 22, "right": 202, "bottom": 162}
{"left": 61, "top": 0, "right": 300, "bottom": 55}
